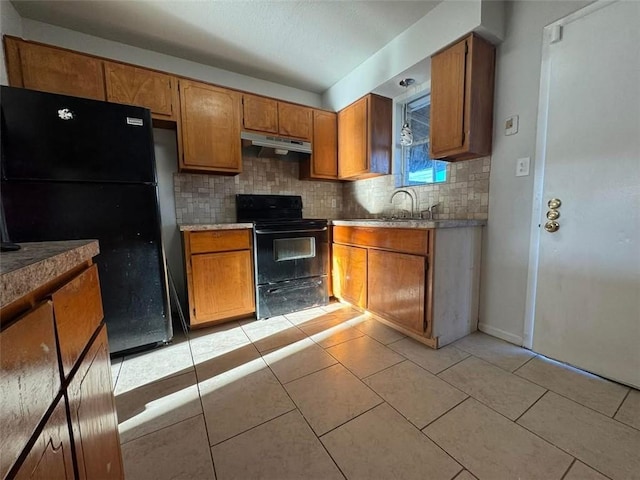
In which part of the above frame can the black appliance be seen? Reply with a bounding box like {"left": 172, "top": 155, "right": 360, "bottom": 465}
{"left": 1, "top": 86, "right": 172, "bottom": 354}
{"left": 236, "top": 194, "right": 329, "bottom": 319}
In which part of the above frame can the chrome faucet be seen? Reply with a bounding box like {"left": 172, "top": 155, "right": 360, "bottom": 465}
{"left": 389, "top": 188, "right": 417, "bottom": 218}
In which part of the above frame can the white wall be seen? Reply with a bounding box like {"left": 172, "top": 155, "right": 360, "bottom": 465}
{"left": 0, "top": 0, "right": 23, "bottom": 85}
{"left": 479, "top": 0, "right": 593, "bottom": 344}
{"left": 322, "top": 0, "right": 505, "bottom": 111}
{"left": 16, "top": 19, "right": 322, "bottom": 107}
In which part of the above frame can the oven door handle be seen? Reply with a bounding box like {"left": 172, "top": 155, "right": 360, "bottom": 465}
{"left": 255, "top": 227, "right": 328, "bottom": 234}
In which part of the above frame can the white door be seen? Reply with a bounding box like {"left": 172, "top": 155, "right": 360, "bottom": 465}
{"left": 528, "top": 0, "right": 640, "bottom": 388}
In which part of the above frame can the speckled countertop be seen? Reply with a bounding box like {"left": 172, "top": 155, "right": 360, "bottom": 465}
{"left": 331, "top": 219, "right": 487, "bottom": 229}
{"left": 0, "top": 240, "right": 99, "bottom": 309}
{"left": 179, "top": 223, "right": 254, "bottom": 232}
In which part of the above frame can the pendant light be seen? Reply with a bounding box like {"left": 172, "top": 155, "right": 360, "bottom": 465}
{"left": 399, "top": 78, "right": 415, "bottom": 147}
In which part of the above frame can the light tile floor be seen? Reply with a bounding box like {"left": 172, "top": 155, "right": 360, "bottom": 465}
{"left": 113, "top": 303, "right": 640, "bottom": 480}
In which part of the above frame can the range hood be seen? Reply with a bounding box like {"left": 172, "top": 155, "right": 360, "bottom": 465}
{"left": 241, "top": 131, "right": 311, "bottom": 155}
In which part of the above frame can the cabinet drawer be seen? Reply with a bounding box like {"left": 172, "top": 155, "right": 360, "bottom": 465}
{"left": 52, "top": 264, "right": 104, "bottom": 378}
{"left": 333, "top": 226, "right": 429, "bottom": 256}
{"left": 0, "top": 301, "right": 60, "bottom": 479}
{"left": 189, "top": 229, "right": 251, "bottom": 254}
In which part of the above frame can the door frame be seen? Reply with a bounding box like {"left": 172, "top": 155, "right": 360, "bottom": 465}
{"left": 522, "top": 0, "right": 617, "bottom": 349}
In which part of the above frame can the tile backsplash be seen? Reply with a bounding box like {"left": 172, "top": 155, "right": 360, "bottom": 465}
{"left": 174, "top": 152, "right": 343, "bottom": 224}
{"left": 342, "top": 157, "right": 490, "bottom": 220}
{"left": 174, "top": 153, "right": 489, "bottom": 224}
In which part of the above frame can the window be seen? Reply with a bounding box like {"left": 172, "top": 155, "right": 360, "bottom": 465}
{"left": 401, "top": 94, "right": 447, "bottom": 186}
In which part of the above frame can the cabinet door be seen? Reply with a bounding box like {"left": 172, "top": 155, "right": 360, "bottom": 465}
{"left": 0, "top": 302, "right": 60, "bottom": 479}
{"left": 243, "top": 94, "right": 278, "bottom": 133}
{"left": 368, "top": 249, "right": 426, "bottom": 334}
{"left": 179, "top": 80, "right": 242, "bottom": 173}
{"left": 338, "top": 96, "right": 368, "bottom": 178}
{"left": 311, "top": 110, "right": 338, "bottom": 179}
{"left": 430, "top": 37, "right": 467, "bottom": 156}
{"left": 9, "top": 39, "right": 105, "bottom": 101}
{"left": 67, "top": 325, "right": 123, "bottom": 480}
{"left": 104, "top": 62, "right": 178, "bottom": 119}
{"left": 191, "top": 250, "right": 255, "bottom": 324}
{"left": 278, "top": 102, "right": 313, "bottom": 140}
{"left": 332, "top": 243, "right": 367, "bottom": 308}
{"left": 52, "top": 264, "right": 104, "bottom": 379}
{"left": 13, "top": 397, "right": 74, "bottom": 480}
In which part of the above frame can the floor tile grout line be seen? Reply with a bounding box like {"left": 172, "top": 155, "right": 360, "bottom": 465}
{"left": 316, "top": 399, "right": 385, "bottom": 439}
{"left": 612, "top": 387, "right": 631, "bottom": 419}
{"left": 119, "top": 411, "right": 204, "bottom": 447}
{"left": 208, "top": 406, "right": 298, "bottom": 448}
{"left": 360, "top": 358, "right": 410, "bottom": 381}
{"left": 429, "top": 352, "right": 473, "bottom": 377}
{"left": 512, "top": 390, "right": 616, "bottom": 477}
{"left": 513, "top": 352, "right": 539, "bottom": 373}
{"left": 418, "top": 393, "right": 470, "bottom": 432}
{"left": 513, "top": 387, "right": 549, "bottom": 423}
{"left": 419, "top": 397, "right": 482, "bottom": 477}
{"left": 184, "top": 326, "right": 218, "bottom": 480}
{"left": 559, "top": 457, "right": 577, "bottom": 480}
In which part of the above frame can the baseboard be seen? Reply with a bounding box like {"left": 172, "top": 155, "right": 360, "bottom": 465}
{"left": 478, "top": 323, "right": 523, "bottom": 346}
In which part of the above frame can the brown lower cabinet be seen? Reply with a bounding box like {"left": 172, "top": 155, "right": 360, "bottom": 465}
{"left": 0, "top": 254, "right": 123, "bottom": 479}
{"left": 331, "top": 243, "right": 367, "bottom": 309}
{"left": 183, "top": 229, "right": 256, "bottom": 327}
{"left": 332, "top": 225, "right": 482, "bottom": 348}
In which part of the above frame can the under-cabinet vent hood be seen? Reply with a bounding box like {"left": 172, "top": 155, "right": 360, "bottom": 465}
{"left": 241, "top": 131, "right": 312, "bottom": 156}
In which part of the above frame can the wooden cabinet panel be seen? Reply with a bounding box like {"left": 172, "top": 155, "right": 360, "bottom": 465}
{"left": 191, "top": 250, "right": 255, "bottom": 324}
{"left": 333, "top": 226, "right": 429, "bottom": 256}
{"left": 189, "top": 229, "right": 251, "bottom": 254}
{"left": 13, "top": 397, "right": 75, "bottom": 480}
{"left": 179, "top": 80, "right": 242, "bottom": 173}
{"left": 368, "top": 250, "right": 426, "bottom": 334}
{"left": 302, "top": 110, "right": 338, "bottom": 180}
{"left": 243, "top": 94, "right": 278, "bottom": 133}
{"left": 104, "top": 62, "right": 177, "bottom": 119}
{"left": 332, "top": 243, "right": 367, "bottom": 308}
{"left": 5, "top": 38, "right": 105, "bottom": 100}
{"left": 0, "top": 302, "right": 60, "bottom": 479}
{"left": 430, "top": 33, "right": 495, "bottom": 160}
{"left": 67, "top": 325, "right": 123, "bottom": 480}
{"left": 338, "top": 96, "right": 368, "bottom": 178}
{"left": 278, "top": 102, "right": 312, "bottom": 140}
{"left": 430, "top": 38, "right": 466, "bottom": 155}
{"left": 338, "top": 94, "right": 391, "bottom": 179}
{"left": 52, "top": 264, "right": 104, "bottom": 378}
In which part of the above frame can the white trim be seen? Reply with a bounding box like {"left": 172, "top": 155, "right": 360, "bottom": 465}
{"left": 523, "top": 0, "right": 618, "bottom": 350}
{"left": 478, "top": 322, "right": 523, "bottom": 346}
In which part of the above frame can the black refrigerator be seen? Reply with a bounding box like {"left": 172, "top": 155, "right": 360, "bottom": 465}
{"left": 0, "top": 86, "right": 172, "bottom": 354}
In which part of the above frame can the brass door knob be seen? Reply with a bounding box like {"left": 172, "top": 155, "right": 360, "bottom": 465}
{"left": 544, "top": 221, "right": 560, "bottom": 233}
{"left": 546, "top": 210, "right": 560, "bottom": 220}
{"left": 548, "top": 198, "right": 562, "bottom": 209}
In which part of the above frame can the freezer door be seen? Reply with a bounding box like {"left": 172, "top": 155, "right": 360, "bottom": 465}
{"left": 1, "top": 86, "right": 156, "bottom": 183}
{"left": 2, "top": 181, "right": 172, "bottom": 354}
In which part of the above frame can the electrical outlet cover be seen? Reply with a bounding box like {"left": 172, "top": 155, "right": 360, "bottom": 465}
{"left": 505, "top": 115, "right": 519, "bottom": 135}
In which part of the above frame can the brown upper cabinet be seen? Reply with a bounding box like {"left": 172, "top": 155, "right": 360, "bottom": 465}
{"left": 430, "top": 33, "right": 496, "bottom": 161}
{"left": 300, "top": 110, "right": 338, "bottom": 181}
{"left": 179, "top": 79, "right": 242, "bottom": 174}
{"left": 242, "top": 94, "right": 278, "bottom": 133}
{"left": 242, "top": 94, "right": 313, "bottom": 141}
{"left": 104, "top": 62, "right": 179, "bottom": 121}
{"left": 337, "top": 94, "right": 392, "bottom": 180}
{"left": 4, "top": 36, "right": 105, "bottom": 101}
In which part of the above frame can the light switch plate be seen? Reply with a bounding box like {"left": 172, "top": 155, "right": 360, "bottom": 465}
{"left": 516, "top": 157, "right": 530, "bottom": 177}
{"left": 505, "top": 115, "right": 519, "bottom": 135}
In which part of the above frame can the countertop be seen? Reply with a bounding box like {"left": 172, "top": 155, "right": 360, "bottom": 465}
{"left": 331, "top": 219, "right": 487, "bottom": 229}
{"left": 0, "top": 240, "right": 100, "bottom": 309}
{"left": 179, "top": 223, "right": 254, "bottom": 231}
{"left": 179, "top": 219, "right": 486, "bottom": 231}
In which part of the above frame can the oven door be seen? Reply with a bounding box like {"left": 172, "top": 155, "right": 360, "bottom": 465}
{"left": 254, "top": 225, "right": 328, "bottom": 285}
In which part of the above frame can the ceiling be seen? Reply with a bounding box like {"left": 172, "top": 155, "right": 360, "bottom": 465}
{"left": 11, "top": 0, "right": 441, "bottom": 94}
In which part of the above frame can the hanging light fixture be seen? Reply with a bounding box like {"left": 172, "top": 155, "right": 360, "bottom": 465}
{"left": 399, "top": 78, "right": 415, "bottom": 147}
